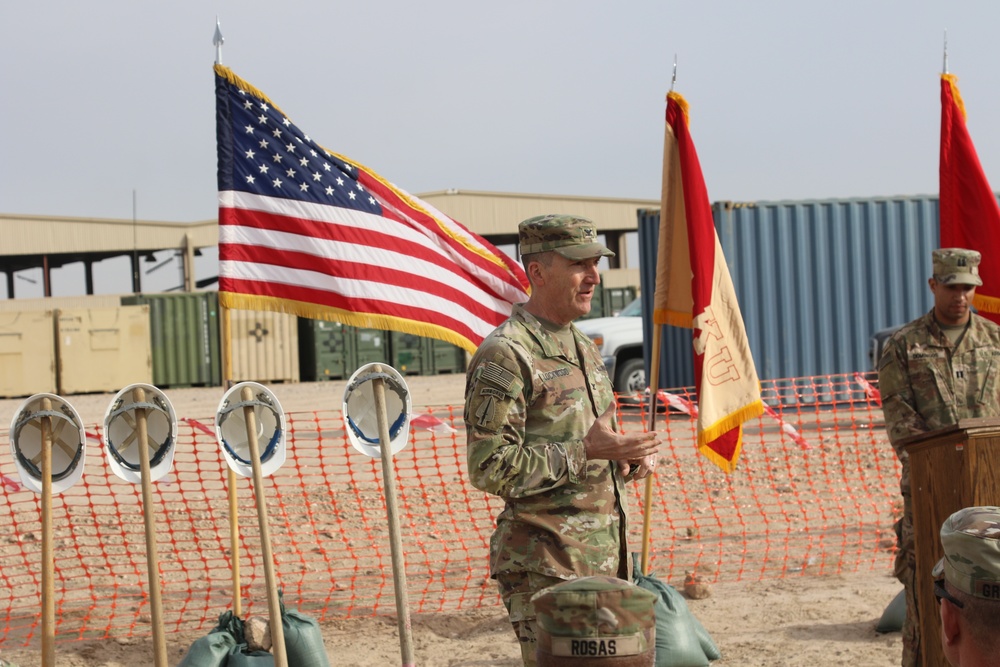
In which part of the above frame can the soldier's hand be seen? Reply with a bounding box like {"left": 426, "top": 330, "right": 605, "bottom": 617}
{"left": 584, "top": 403, "right": 659, "bottom": 463}
{"left": 619, "top": 453, "right": 657, "bottom": 480}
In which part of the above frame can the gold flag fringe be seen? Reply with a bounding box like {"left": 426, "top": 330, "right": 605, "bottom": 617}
{"left": 218, "top": 291, "right": 479, "bottom": 354}
{"left": 667, "top": 91, "right": 690, "bottom": 125}
{"left": 942, "top": 73, "right": 967, "bottom": 122}
{"left": 696, "top": 399, "right": 765, "bottom": 474}
{"left": 974, "top": 292, "right": 1000, "bottom": 315}
{"left": 653, "top": 307, "right": 693, "bottom": 329}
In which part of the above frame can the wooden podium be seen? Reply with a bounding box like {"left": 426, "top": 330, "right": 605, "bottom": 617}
{"left": 900, "top": 417, "right": 1000, "bottom": 667}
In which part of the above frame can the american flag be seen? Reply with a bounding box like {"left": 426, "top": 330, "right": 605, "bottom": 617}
{"left": 214, "top": 64, "right": 529, "bottom": 352}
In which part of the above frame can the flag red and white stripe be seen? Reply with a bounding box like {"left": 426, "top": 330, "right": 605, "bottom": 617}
{"left": 652, "top": 91, "right": 763, "bottom": 472}
{"left": 215, "top": 64, "right": 529, "bottom": 353}
{"left": 939, "top": 72, "right": 1000, "bottom": 321}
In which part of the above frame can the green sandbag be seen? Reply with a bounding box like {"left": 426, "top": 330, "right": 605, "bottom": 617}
{"left": 177, "top": 610, "right": 273, "bottom": 667}
{"left": 282, "top": 609, "right": 330, "bottom": 667}
{"left": 279, "top": 591, "right": 330, "bottom": 667}
{"left": 226, "top": 643, "right": 275, "bottom": 666}
{"left": 876, "top": 589, "right": 906, "bottom": 633}
{"left": 176, "top": 630, "right": 237, "bottom": 667}
{"left": 633, "top": 564, "right": 721, "bottom": 667}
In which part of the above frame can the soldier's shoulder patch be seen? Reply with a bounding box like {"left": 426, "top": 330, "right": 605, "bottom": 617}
{"left": 468, "top": 360, "right": 524, "bottom": 434}
{"left": 878, "top": 351, "right": 894, "bottom": 371}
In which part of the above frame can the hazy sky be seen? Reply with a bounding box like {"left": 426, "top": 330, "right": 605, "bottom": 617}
{"left": 4, "top": 1, "right": 1000, "bottom": 295}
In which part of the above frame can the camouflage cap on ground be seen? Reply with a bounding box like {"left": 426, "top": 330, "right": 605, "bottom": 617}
{"left": 531, "top": 576, "right": 656, "bottom": 658}
{"left": 518, "top": 214, "right": 615, "bottom": 261}
{"left": 932, "top": 506, "right": 1000, "bottom": 601}
{"left": 932, "top": 248, "right": 983, "bottom": 286}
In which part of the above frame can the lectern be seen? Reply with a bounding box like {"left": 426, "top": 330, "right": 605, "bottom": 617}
{"left": 899, "top": 417, "right": 1000, "bottom": 667}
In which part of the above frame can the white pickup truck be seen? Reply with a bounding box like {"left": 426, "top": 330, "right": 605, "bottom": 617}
{"left": 575, "top": 297, "right": 646, "bottom": 396}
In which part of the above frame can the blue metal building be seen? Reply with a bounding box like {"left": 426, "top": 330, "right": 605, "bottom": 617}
{"left": 638, "top": 195, "right": 941, "bottom": 387}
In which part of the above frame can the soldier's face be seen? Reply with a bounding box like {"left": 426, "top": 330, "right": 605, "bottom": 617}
{"left": 533, "top": 254, "right": 601, "bottom": 325}
{"left": 929, "top": 279, "right": 976, "bottom": 326}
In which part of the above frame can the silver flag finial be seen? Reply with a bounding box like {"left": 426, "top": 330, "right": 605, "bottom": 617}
{"left": 670, "top": 54, "right": 678, "bottom": 92}
{"left": 214, "top": 17, "right": 225, "bottom": 65}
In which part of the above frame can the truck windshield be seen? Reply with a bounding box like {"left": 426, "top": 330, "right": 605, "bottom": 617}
{"left": 619, "top": 298, "right": 642, "bottom": 317}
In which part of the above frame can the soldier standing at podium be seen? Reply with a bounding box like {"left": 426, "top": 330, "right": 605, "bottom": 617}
{"left": 878, "top": 248, "right": 1000, "bottom": 667}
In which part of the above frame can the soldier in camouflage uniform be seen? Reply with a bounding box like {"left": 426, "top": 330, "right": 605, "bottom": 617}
{"left": 878, "top": 248, "right": 1000, "bottom": 667}
{"left": 465, "top": 214, "right": 660, "bottom": 667}
{"left": 933, "top": 506, "right": 1000, "bottom": 666}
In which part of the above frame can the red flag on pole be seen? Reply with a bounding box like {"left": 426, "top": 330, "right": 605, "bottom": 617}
{"left": 652, "top": 91, "right": 763, "bottom": 473}
{"left": 940, "top": 73, "right": 1000, "bottom": 321}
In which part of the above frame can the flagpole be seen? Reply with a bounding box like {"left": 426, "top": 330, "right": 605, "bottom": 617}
{"left": 942, "top": 29, "right": 948, "bottom": 75}
{"left": 639, "top": 59, "right": 676, "bottom": 577}
{"left": 641, "top": 324, "right": 663, "bottom": 576}
{"left": 214, "top": 18, "right": 242, "bottom": 620}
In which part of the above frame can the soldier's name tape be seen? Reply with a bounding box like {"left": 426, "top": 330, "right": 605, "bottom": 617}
{"left": 548, "top": 634, "right": 646, "bottom": 657}
{"left": 974, "top": 581, "right": 1000, "bottom": 599}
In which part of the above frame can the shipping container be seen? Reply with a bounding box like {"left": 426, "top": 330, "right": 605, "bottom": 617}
{"left": 56, "top": 305, "right": 152, "bottom": 394}
{"left": 390, "top": 331, "right": 427, "bottom": 375}
{"left": 0, "top": 294, "right": 124, "bottom": 313}
{"left": 229, "top": 309, "right": 299, "bottom": 384}
{"left": 355, "top": 328, "right": 390, "bottom": 369}
{"left": 0, "top": 310, "right": 57, "bottom": 397}
{"left": 426, "top": 337, "right": 467, "bottom": 375}
{"left": 121, "top": 293, "right": 221, "bottom": 387}
{"left": 638, "top": 194, "right": 940, "bottom": 386}
{"left": 298, "top": 318, "right": 355, "bottom": 381}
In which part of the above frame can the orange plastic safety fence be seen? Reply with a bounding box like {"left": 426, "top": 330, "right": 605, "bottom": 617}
{"left": 0, "top": 372, "right": 897, "bottom": 648}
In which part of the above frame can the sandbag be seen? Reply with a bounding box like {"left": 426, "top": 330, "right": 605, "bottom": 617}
{"left": 632, "top": 565, "right": 720, "bottom": 667}
{"left": 280, "top": 591, "right": 330, "bottom": 667}
{"left": 876, "top": 589, "right": 906, "bottom": 633}
{"left": 177, "top": 610, "right": 275, "bottom": 667}
{"left": 176, "top": 630, "right": 237, "bottom": 667}
{"left": 226, "top": 643, "right": 275, "bottom": 667}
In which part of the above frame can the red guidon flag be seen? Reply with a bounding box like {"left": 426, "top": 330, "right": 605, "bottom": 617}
{"left": 215, "top": 64, "right": 529, "bottom": 353}
{"left": 940, "top": 73, "right": 1000, "bottom": 321}
{"left": 653, "top": 91, "right": 763, "bottom": 473}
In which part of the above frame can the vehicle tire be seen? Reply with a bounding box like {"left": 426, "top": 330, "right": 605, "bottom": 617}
{"left": 615, "top": 358, "right": 646, "bottom": 398}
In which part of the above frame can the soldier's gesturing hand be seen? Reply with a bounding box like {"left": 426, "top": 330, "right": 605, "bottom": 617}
{"left": 583, "top": 403, "right": 660, "bottom": 472}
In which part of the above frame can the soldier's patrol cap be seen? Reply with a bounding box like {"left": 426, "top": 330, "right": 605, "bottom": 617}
{"left": 531, "top": 576, "right": 656, "bottom": 662}
{"left": 932, "top": 248, "right": 983, "bottom": 286}
{"left": 518, "top": 214, "right": 615, "bottom": 261}
{"left": 932, "top": 506, "right": 1000, "bottom": 601}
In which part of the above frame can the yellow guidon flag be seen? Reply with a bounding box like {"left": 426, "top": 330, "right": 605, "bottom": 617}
{"left": 653, "top": 91, "right": 763, "bottom": 473}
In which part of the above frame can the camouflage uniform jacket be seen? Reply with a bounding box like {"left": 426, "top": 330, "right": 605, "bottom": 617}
{"left": 465, "top": 304, "right": 631, "bottom": 582}
{"left": 879, "top": 309, "right": 1000, "bottom": 461}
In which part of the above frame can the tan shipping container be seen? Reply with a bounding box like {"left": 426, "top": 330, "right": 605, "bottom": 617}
{"left": 0, "top": 310, "right": 57, "bottom": 397}
{"left": 0, "top": 294, "right": 124, "bottom": 313}
{"left": 229, "top": 309, "right": 299, "bottom": 384}
{"left": 56, "top": 306, "right": 152, "bottom": 394}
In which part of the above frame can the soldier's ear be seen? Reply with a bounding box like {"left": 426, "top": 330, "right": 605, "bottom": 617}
{"left": 940, "top": 598, "right": 961, "bottom": 646}
{"left": 527, "top": 260, "right": 546, "bottom": 286}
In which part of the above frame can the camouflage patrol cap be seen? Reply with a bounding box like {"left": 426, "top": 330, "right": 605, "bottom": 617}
{"left": 932, "top": 506, "right": 1000, "bottom": 601}
{"left": 932, "top": 248, "right": 983, "bottom": 286}
{"left": 531, "top": 576, "right": 656, "bottom": 660}
{"left": 518, "top": 214, "right": 615, "bottom": 260}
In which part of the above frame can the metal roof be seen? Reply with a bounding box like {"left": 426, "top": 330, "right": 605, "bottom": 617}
{"left": 417, "top": 189, "right": 658, "bottom": 238}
